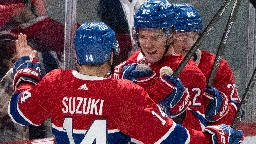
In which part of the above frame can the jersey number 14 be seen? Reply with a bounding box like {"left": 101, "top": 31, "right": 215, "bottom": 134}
{"left": 63, "top": 118, "right": 106, "bottom": 144}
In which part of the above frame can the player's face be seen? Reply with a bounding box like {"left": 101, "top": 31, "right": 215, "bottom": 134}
{"left": 138, "top": 28, "right": 168, "bottom": 63}
{"left": 172, "top": 32, "right": 199, "bottom": 56}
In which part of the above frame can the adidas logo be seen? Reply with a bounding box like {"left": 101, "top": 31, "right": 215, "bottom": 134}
{"left": 78, "top": 84, "right": 88, "bottom": 90}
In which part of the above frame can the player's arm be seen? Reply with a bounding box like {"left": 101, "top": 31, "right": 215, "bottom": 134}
{"left": 8, "top": 55, "right": 45, "bottom": 126}
{"left": 206, "top": 60, "right": 240, "bottom": 124}
{"left": 108, "top": 61, "right": 129, "bottom": 79}
{"left": 8, "top": 33, "right": 50, "bottom": 126}
{"left": 122, "top": 64, "right": 190, "bottom": 118}
{"left": 178, "top": 61, "right": 208, "bottom": 118}
{"left": 114, "top": 86, "right": 243, "bottom": 144}
{"left": 8, "top": 61, "right": 59, "bottom": 127}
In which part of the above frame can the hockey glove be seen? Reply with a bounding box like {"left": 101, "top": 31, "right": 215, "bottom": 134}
{"left": 13, "top": 56, "right": 42, "bottom": 92}
{"left": 122, "top": 63, "right": 155, "bottom": 83}
{"left": 204, "top": 86, "right": 229, "bottom": 122}
{"left": 159, "top": 74, "right": 190, "bottom": 118}
{"left": 204, "top": 124, "right": 244, "bottom": 144}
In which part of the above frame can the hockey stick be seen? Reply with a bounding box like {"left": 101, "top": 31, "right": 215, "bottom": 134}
{"left": 172, "top": 0, "right": 233, "bottom": 77}
{"left": 207, "top": 0, "right": 241, "bottom": 87}
{"left": 231, "top": 67, "right": 256, "bottom": 128}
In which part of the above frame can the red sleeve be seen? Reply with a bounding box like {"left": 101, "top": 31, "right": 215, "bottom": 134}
{"left": 199, "top": 51, "right": 240, "bottom": 125}
{"left": 214, "top": 60, "right": 240, "bottom": 103}
{"left": 199, "top": 50, "right": 240, "bottom": 103}
{"left": 210, "top": 103, "right": 237, "bottom": 125}
{"left": 180, "top": 60, "right": 208, "bottom": 115}
{"left": 111, "top": 83, "right": 212, "bottom": 143}
{"left": 125, "top": 50, "right": 141, "bottom": 63}
{"left": 16, "top": 69, "right": 62, "bottom": 125}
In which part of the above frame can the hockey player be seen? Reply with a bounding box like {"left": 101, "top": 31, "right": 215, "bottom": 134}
{"left": 111, "top": 0, "right": 210, "bottom": 131}
{"left": 171, "top": 3, "right": 240, "bottom": 125}
{"left": 8, "top": 22, "right": 244, "bottom": 144}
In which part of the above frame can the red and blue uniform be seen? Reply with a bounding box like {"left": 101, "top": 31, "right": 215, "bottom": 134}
{"left": 9, "top": 68, "right": 214, "bottom": 144}
{"left": 111, "top": 50, "right": 210, "bottom": 131}
{"left": 197, "top": 50, "right": 241, "bottom": 125}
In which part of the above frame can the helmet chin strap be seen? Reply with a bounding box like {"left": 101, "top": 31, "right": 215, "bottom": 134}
{"left": 109, "top": 51, "right": 115, "bottom": 74}
{"left": 157, "top": 38, "right": 171, "bottom": 62}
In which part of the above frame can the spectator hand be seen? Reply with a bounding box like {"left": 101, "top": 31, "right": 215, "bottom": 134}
{"left": 15, "top": 33, "right": 37, "bottom": 60}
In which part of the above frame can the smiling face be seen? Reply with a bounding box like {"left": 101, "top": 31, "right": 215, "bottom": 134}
{"left": 138, "top": 28, "right": 169, "bottom": 63}
{"left": 172, "top": 31, "right": 199, "bottom": 56}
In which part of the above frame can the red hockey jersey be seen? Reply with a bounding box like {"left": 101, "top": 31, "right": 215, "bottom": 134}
{"left": 9, "top": 69, "right": 212, "bottom": 144}
{"left": 197, "top": 50, "right": 241, "bottom": 125}
{"left": 112, "top": 50, "right": 210, "bottom": 131}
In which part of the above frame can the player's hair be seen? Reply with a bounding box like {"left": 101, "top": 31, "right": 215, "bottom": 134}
{"left": 74, "top": 22, "right": 119, "bottom": 65}
{"left": 172, "top": 3, "right": 203, "bottom": 32}
{"left": 133, "top": 0, "right": 175, "bottom": 57}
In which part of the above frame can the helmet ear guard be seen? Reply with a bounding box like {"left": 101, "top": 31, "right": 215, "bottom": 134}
{"left": 74, "top": 22, "right": 120, "bottom": 65}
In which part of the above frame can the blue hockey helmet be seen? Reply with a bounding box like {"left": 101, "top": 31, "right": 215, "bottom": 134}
{"left": 172, "top": 3, "right": 203, "bottom": 32}
{"left": 134, "top": 0, "right": 175, "bottom": 29}
{"left": 74, "top": 22, "right": 119, "bottom": 65}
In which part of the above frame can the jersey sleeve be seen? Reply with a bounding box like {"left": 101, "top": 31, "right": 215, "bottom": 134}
{"left": 209, "top": 102, "right": 237, "bottom": 125}
{"left": 198, "top": 50, "right": 240, "bottom": 125}
{"left": 214, "top": 60, "right": 240, "bottom": 103}
{"left": 211, "top": 60, "right": 240, "bottom": 125}
{"left": 180, "top": 61, "right": 209, "bottom": 117}
{"left": 111, "top": 81, "right": 212, "bottom": 143}
{"left": 8, "top": 69, "right": 62, "bottom": 126}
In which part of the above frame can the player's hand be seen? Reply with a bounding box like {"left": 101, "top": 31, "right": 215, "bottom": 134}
{"left": 159, "top": 74, "right": 190, "bottom": 118}
{"left": 204, "top": 124, "right": 244, "bottom": 144}
{"left": 13, "top": 56, "right": 41, "bottom": 91}
{"left": 122, "top": 63, "right": 155, "bottom": 83}
{"left": 16, "top": 33, "right": 37, "bottom": 61}
{"left": 204, "top": 86, "right": 229, "bottom": 122}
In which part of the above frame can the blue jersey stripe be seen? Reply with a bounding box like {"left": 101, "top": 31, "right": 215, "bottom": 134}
{"left": 52, "top": 127, "right": 134, "bottom": 144}
{"left": 161, "top": 124, "right": 190, "bottom": 144}
{"left": 9, "top": 91, "right": 31, "bottom": 126}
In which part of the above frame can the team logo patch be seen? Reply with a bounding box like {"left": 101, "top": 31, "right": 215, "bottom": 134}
{"left": 21, "top": 91, "right": 32, "bottom": 103}
{"left": 78, "top": 84, "right": 88, "bottom": 90}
